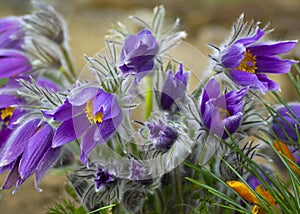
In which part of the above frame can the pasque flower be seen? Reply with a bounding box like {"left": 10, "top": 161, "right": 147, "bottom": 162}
{"left": 271, "top": 104, "right": 300, "bottom": 143}
{"left": 160, "top": 62, "right": 189, "bottom": 111}
{"left": 0, "top": 17, "right": 24, "bottom": 49}
{"left": 42, "top": 87, "right": 123, "bottom": 165}
{"left": 220, "top": 27, "right": 297, "bottom": 93}
{"left": 119, "top": 29, "right": 159, "bottom": 83}
{"left": 0, "top": 119, "right": 61, "bottom": 192}
{"left": 200, "top": 78, "right": 248, "bottom": 139}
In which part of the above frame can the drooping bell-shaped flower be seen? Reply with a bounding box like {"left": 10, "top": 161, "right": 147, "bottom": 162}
{"left": 0, "top": 119, "right": 61, "bottom": 192}
{"left": 0, "top": 49, "right": 31, "bottom": 78}
{"left": 220, "top": 26, "right": 297, "bottom": 93}
{"left": 271, "top": 104, "right": 300, "bottom": 143}
{"left": 160, "top": 62, "right": 189, "bottom": 111}
{"left": 0, "top": 17, "right": 24, "bottom": 49}
{"left": 119, "top": 29, "right": 159, "bottom": 83}
{"left": 94, "top": 166, "right": 115, "bottom": 191}
{"left": 200, "top": 78, "right": 248, "bottom": 139}
{"left": 42, "top": 86, "right": 123, "bottom": 166}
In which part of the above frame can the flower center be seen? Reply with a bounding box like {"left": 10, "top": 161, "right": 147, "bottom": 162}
{"left": 85, "top": 99, "right": 104, "bottom": 124}
{"left": 235, "top": 50, "right": 257, "bottom": 73}
{"left": 0, "top": 107, "right": 15, "bottom": 121}
{"left": 218, "top": 107, "right": 231, "bottom": 120}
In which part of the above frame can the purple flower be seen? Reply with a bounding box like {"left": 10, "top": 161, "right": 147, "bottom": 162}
{"left": 271, "top": 104, "right": 300, "bottom": 143}
{"left": 0, "top": 49, "right": 31, "bottom": 78}
{"left": 200, "top": 78, "right": 248, "bottom": 139}
{"left": 119, "top": 29, "right": 159, "bottom": 83}
{"left": 147, "top": 120, "right": 178, "bottom": 151}
{"left": 0, "top": 17, "right": 24, "bottom": 49}
{"left": 0, "top": 119, "right": 61, "bottom": 192}
{"left": 42, "top": 87, "right": 123, "bottom": 165}
{"left": 160, "top": 63, "right": 189, "bottom": 111}
{"left": 94, "top": 166, "right": 115, "bottom": 191}
{"left": 221, "top": 27, "right": 297, "bottom": 93}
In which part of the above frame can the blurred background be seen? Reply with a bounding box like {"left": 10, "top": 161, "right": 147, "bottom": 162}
{"left": 0, "top": 0, "right": 299, "bottom": 213}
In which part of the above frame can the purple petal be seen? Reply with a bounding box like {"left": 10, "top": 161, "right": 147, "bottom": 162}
{"left": 35, "top": 146, "right": 62, "bottom": 192}
{"left": 235, "top": 28, "right": 265, "bottom": 46}
{"left": 256, "top": 74, "right": 280, "bottom": 91}
{"left": 200, "top": 78, "right": 220, "bottom": 115}
{"left": 1, "top": 160, "right": 20, "bottom": 190}
{"left": 42, "top": 99, "right": 83, "bottom": 122}
{"left": 18, "top": 123, "right": 54, "bottom": 181}
{"left": 221, "top": 43, "right": 246, "bottom": 68}
{"left": 0, "top": 119, "right": 40, "bottom": 168}
{"left": 248, "top": 40, "right": 298, "bottom": 56}
{"left": 256, "top": 55, "right": 296, "bottom": 74}
{"left": 95, "top": 113, "right": 123, "bottom": 142}
{"left": 93, "top": 90, "right": 121, "bottom": 120}
{"left": 68, "top": 87, "right": 99, "bottom": 106}
{"left": 0, "top": 94, "right": 22, "bottom": 108}
{"left": 80, "top": 126, "right": 98, "bottom": 166}
{"left": 52, "top": 113, "right": 90, "bottom": 148}
{"left": 229, "top": 70, "right": 268, "bottom": 93}
{"left": 0, "top": 49, "right": 31, "bottom": 78}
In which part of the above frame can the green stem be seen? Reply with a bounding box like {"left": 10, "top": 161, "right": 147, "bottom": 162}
{"left": 60, "top": 45, "right": 77, "bottom": 80}
{"left": 60, "top": 66, "right": 75, "bottom": 85}
{"left": 174, "top": 167, "right": 184, "bottom": 214}
{"left": 145, "top": 76, "right": 153, "bottom": 120}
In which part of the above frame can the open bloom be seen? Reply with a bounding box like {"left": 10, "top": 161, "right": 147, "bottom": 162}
{"left": 271, "top": 104, "right": 300, "bottom": 143}
{"left": 220, "top": 27, "right": 297, "bottom": 93}
{"left": 42, "top": 87, "right": 123, "bottom": 165}
{"left": 0, "top": 17, "right": 24, "bottom": 49}
{"left": 0, "top": 119, "right": 61, "bottom": 192}
{"left": 160, "top": 62, "right": 189, "bottom": 111}
{"left": 200, "top": 78, "right": 248, "bottom": 138}
{"left": 119, "top": 29, "right": 159, "bottom": 83}
{"left": 0, "top": 49, "right": 31, "bottom": 78}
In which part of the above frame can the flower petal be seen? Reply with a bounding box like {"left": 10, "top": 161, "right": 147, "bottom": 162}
{"left": 18, "top": 123, "right": 54, "bottom": 181}
{"left": 52, "top": 113, "right": 90, "bottom": 148}
{"left": 248, "top": 40, "right": 298, "bottom": 56}
{"left": 35, "top": 146, "right": 62, "bottom": 192}
{"left": 229, "top": 70, "right": 268, "bottom": 93}
{"left": 235, "top": 28, "right": 264, "bottom": 46}
{"left": 0, "top": 49, "right": 31, "bottom": 78}
{"left": 68, "top": 87, "right": 99, "bottom": 106}
{"left": 221, "top": 43, "right": 245, "bottom": 68}
{"left": 0, "top": 119, "right": 40, "bottom": 168}
{"left": 80, "top": 126, "right": 98, "bottom": 166}
{"left": 200, "top": 78, "right": 220, "bottom": 115}
{"left": 256, "top": 55, "right": 296, "bottom": 74}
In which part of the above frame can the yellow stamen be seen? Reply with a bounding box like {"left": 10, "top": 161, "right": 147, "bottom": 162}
{"left": 0, "top": 107, "right": 15, "bottom": 120}
{"left": 235, "top": 50, "right": 257, "bottom": 73}
{"left": 218, "top": 107, "right": 231, "bottom": 120}
{"left": 85, "top": 99, "right": 104, "bottom": 124}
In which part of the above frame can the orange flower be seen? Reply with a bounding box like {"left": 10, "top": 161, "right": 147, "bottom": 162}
{"left": 227, "top": 181, "right": 279, "bottom": 214}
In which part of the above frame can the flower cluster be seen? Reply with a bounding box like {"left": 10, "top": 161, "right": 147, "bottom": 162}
{"left": 0, "top": 2, "right": 299, "bottom": 214}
